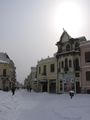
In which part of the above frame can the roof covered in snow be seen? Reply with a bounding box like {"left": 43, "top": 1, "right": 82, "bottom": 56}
{"left": 0, "top": 60, "right": 9, "bottom": 64}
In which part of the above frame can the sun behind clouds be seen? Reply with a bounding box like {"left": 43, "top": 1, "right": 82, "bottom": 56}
{"left": 54, "top": 0, "right": 85, "bottom": 35}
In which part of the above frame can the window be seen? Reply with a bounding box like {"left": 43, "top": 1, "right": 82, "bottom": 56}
{"left": 59, "top": 62, "right": 60, "bottom": 68}
{"left": 85, "top": 52, "right": 90, "bottom": 62}
{"left": 50, "top": 64, "right": 55, "bottom": 72}
{"left": 43, "top": 65, "right": 46, "bottom": 75}
{"left": 64, "top": 58, "right": 68, "bottom": 72}
{"left": 69, "top": 59, "right": 72, "bottom": 67}
{"left": 66, "top": 44, "right": 70, "bottom": 51}
{"left": 75, "top": 42, "right": 79, "bottom": 50}
{"left": 58, "top": 62, "right": 61, "bottom": 72}
{"left": 86, "top": 71, "right": 90, "bottom": 81}
{"left": 58, "top": 46, "right": 62, "bottom": 53}
{"left": 3, "top": 69, "right": 6, "bottom": 76}
{"left": 39, "top": 67, "right": 41, "bottom": 74}
{"left": 62, "top": 61, "right": 64, "bottom": 68}
{"left": 65, "top": 58, "right": 68, "bottom": 68}
{"left": 75, "top": 73, "right": 80, "bottom": 77}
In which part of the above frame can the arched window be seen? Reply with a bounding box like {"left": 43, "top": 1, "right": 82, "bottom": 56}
{"left": 64, "top": 58, "right": 68, "bottom": 72}
{"left": 65, "top": 58, "right": 68, "bottom": 68}
{"left": 3, "top": 69, "right": 6, "bottom": 76}
{"left": 75, "top": 42, "right": 79, "bottom": 50}
{"left": 62, "top": 61, "right": 64, "bottom": 68}
{"left": 66, "top": 44, "right": 70, "bottom": 51}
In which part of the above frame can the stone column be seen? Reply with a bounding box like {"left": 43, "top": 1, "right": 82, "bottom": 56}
{"left": 47, "top": 80, "right": 50, "bottom": 93}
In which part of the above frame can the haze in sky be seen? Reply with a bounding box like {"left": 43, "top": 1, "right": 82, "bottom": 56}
{"left": 0, "top": 0, "right": 90, "bottom": 83}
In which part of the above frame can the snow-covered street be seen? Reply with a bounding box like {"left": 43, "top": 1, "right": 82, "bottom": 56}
{"left": 0, "top": 90, "right": 90, "bottom": 120}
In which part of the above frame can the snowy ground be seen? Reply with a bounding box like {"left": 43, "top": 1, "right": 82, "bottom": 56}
{"left": 0, "top": 90, "right": 90, "bottom": 120}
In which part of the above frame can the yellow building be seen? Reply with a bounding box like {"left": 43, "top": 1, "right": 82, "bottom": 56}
{"left": 37, "top": 57, "right": 57, "bottom": 93}
{"left": 0, "top": 53, "right": 16, "bottom": 91}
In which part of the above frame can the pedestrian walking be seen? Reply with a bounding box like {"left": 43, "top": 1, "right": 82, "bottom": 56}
{"left": 69, "top": 90, "right": 74, "bottom": 99}
{"left": 11, "top": 81, "right": 16, "bottom": 95}
{"left": 11, "top": 87, "right": 16, "bottom": 95}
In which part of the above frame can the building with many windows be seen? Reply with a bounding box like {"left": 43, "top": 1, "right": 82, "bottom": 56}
{"left": 55, "top": 30, "right": 86, "bottom": 93}
{"left": 26, "top": 30, "right": 90, "bottom": 94}
{"left": 36, "top": 30, "right": 87, "bottom": 93}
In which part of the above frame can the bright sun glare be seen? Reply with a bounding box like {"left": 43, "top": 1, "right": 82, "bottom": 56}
{"left": 54, "top": 1, "right": 85, "bottom": 35}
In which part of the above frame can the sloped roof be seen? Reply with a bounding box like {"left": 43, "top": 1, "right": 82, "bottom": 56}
{"left": 56, "top": 30, "right": 72, "bottom": 45}
{"left": 0, "top": 60, "right": 9, "bottom": 64}
{"left": 56, "top": 30, "right": 87, "bottom": 46}
{"left": 0, "top": 52, "right": 15, "bottom": 66}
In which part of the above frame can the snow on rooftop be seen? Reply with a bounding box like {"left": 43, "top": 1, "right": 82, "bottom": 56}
{"left": 0, "top": 60, "right": 9, "bottom": 64}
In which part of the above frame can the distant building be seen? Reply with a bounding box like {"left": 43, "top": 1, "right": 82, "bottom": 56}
{"left": 24, "top": 67, "right": 37, "bottom": 91}
{"left": 30, "top": 67, "right": 37, "bottom": 91}
{"left": 0, "top": 52, "right": 16, "bottom": 91}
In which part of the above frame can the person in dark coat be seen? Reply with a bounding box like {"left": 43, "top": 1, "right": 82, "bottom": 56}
{"left": 11, "top": 81, "right": 16, "bottom": 95}
{"left": 69, "top": 90, "right": 74, "bottom": 99}
{"left": 11, "top": 87, "right": 15, "bottom": 95}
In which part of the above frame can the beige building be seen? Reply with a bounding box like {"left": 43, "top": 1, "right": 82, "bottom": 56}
{"left": 80, "top": 41, "right": 90, "bottom": 93}
{"left": 37, "top": 57, "right": 57, "bottom": 93}
{"left": 0, "top": 53, "right": 16, "bottom": 91}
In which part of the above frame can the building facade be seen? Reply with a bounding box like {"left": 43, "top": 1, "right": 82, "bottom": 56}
{"left": 24, "top": 67, "right": 37, "bottom": 91}
{"left": 55, "top": 30, "right": 86, "bottom": 93}
{"left": 80, "top": 41, "right": 90, "bottom": 93}
{"left": 36, "top": 30, "right": 87, "bottom": 93}
{"left": 37, "top": 57, "right": 57, "bottom": 93}
{"left": 26, "top": 30, "right": 90, "bottom": 94}
{"left": 0, "top": 53, "right": 16, "bottom": 91}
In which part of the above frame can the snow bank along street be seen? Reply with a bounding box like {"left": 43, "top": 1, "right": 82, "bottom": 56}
{"left": 0, "top": 90, "right": 90, "bottom": 120}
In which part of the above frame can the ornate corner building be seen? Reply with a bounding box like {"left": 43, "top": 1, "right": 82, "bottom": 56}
{"left": 55, "top": 30, "right": 86, "bottom": 93}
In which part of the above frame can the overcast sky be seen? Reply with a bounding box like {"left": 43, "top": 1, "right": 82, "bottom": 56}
{"left": 0, "top": 0, "right": 90, "bottom": 83}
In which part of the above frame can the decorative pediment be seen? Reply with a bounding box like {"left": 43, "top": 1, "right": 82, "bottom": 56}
{"left": 56, "top": 30, "right": 71, "bottom": 45}
{"left": 60, "top": 30, "right": 71, "bottom": 43}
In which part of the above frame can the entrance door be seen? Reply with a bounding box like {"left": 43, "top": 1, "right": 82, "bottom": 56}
{"left": 50, "top": 83, "right": 56, "bottom": 93}
{"left": 42, "top": 83, "right": 47, "bottom": 92}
